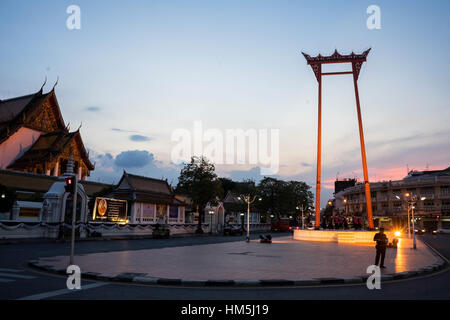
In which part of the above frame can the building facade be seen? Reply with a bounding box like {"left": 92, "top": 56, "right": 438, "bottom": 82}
{"left": 0, "top": 87, "right": 94, "bottom": 180}
{"left": 108, "top": 171, "right": 186, "bottom": 225}
{"left": 222, "top": 191, "right": 261, "bottom": 225}
{"left": 340, "top": 167, "right": 450, "bottom": 230}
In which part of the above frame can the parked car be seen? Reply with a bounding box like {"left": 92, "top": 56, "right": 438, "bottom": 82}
{"left": 436, "top": 228, "right": 450, "bottom": 234}
{"left": 223, "top": 224, "right": 243, "bottom": 236}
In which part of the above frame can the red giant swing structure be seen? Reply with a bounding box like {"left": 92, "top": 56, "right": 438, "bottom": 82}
{"left": 302, "top": 48, "right": 374, "bottom": 230}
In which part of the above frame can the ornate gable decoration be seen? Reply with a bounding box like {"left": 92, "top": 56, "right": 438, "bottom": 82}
{"left": 302, "top": 48, "right": 371, "bottom": 81}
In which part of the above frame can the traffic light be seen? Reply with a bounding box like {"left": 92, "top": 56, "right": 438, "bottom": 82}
{"left": 64, "top": 176, "right": 75, "bottom": 193}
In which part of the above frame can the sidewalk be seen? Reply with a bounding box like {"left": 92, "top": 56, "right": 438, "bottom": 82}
{"left": 32, "top": 236, "right": 445, "bottom": 284}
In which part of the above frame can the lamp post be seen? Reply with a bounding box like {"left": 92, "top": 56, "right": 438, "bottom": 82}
{"left": 238, "top": 195, "right": 262, "bottom": 242}
{"left": 396, "top": 194, "right": 410, "bottom": 238}
{"left": 296, "top": 205, "right": 308, "bottom": 230}
{"left": 208, "top": 209, "right": 215, "bottom": 234}
{"left": 397, "top": 193, "right": 425, "bottom": 250}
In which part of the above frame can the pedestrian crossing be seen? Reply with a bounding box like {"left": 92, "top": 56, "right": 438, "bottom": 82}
{"left": 0, "top": 268, "right": 37, "bottom": 283}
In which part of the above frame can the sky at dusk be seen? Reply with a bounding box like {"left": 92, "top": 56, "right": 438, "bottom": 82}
{"left": 1, "top": 0, "right": 450, "bottom": 207}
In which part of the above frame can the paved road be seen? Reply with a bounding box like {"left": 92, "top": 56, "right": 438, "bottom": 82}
{"left": 1, "top": 233, "right": 449, "bottom": 300}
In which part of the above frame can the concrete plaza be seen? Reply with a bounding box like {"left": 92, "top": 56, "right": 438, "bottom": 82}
{"left": 36, "top": 236, "right": 441, "bottom": 281}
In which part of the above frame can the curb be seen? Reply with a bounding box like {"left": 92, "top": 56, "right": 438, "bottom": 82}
{"left": 28, "top": 255, "right": 447, "bottom": 287}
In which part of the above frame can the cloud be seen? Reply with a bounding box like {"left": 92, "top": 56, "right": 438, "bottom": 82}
{"left": 115, "top": 150, "right": 153, "bottom": 168}
{"left": 112, "top": 128, "right": 139, "bottom": 133}
{"left": 85, "top": 106, "right": 101, "bottom": 112}
{"left": 88, "top": 149, "right": 180, "bottom": 185}
{"left": 300, "top": 162, "right": 312, "bottom": 167}
{"left": 130, "top": 134, "right": 151, "bottom": 142}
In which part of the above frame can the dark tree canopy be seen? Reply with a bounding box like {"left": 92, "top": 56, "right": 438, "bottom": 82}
{"left": 255, "top": 177, "right": 313, "bottom": 220}
{"left": 176, "top": 156, "right": 223, "bottom": 232}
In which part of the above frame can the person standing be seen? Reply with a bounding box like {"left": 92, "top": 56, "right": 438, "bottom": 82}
{"left": 373, "top": 227, "right": 388, "bottom": 268}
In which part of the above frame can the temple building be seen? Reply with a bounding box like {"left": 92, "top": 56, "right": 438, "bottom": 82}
{"left": 108, "top": 171, "right": 186, "bottom": 224}
{"left": 0, "top": 86, "right": 94, "bottom": 180}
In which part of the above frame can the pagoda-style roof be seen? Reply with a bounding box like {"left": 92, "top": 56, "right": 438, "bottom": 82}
{"left": 7, "top": 129, "right": 94, "bottom": 170}
{"left": 113, "top": 171, "right": 185, "bottom": 205}
{"left": 302, "top": 48, "right": 371, "bottom": 64}
{"left": 0, "top": 88, "right": 65, "bottom": 144}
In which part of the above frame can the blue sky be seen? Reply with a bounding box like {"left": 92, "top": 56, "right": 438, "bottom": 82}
{"left": 1, "top": 0, "right": 449, "bottom": 206}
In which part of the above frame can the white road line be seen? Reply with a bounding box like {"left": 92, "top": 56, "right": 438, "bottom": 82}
{"left": 0, "top": 272, "right": 36, "bottom": 279}
{"left": 0, "top": 268, "right": 24, "bottom": 273}
{"left": 0, "top": 278, "right": 15, "bottom": 283}
{"left": 17, "top": 282, "right": 108, "bottom": 300}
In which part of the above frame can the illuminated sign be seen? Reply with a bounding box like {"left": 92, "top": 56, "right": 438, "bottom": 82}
{"left": 92, "top": 197, "right": 128, "bottom": 222}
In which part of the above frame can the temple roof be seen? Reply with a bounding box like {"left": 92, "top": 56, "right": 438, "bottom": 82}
{"left": 302, "top": 48, "right": 371, "bottom": 64}
{"left": 0, "top": 169, "right": 110, "bottom": 196}
{"left": 114, "top": 171, "right": 185, "bottom": 205}
{"left": 117, "top": 171, "right": 174, "bottom": 195}
{"left": 0, "top": 93, "right": 36, "bottom": 123}
{"left": 0, "top": 88, "right": 65, "bottom": 144}
{"left": 7, "top": 130, "right": 95, "bottom": 170}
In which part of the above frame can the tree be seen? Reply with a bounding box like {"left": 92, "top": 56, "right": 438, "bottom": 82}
{"left": 256, "top": 178, "right": 313, "bottom": 221}
{"left": 176, "top": 156, "right": 223, "bottom": 233}
{"left": 218, "top": 178, "right": 236, "bottom": 197}
{"left": 256, "top": 177, "right": 282, "bottom": 219}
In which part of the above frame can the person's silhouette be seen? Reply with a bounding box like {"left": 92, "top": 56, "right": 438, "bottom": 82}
{"left": 373, "top": 227, "right": 388, "bottom": 268}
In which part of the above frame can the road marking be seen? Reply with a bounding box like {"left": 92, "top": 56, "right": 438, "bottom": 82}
{"left": 0, "top": 278, "right": 15, "bottom": 283}
{"left": 0, "top": 272, "right": 36, "bottom": 279}
{"left": 0, "top": 268, "right": 24, "bottom": 273}
{"left": 17, "top": 282, "right": 108, "bottom": 300}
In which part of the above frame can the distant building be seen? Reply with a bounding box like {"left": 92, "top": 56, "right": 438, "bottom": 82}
{"left": 0, "top": 87, "right": 94, "bottom": 180}
{"left": 109, "top": 171, "right": 186, "bottom": 224}
{"left": 341, "top": 167, "right": 450, "bottom": 230}
{"left": 222, "top": 191, "right": 261, "bottom": 225}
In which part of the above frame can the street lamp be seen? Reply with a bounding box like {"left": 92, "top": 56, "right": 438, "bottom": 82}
{"left": 395, "top": 195, "right": 409, "bottom": 237}
{"left": 296, "top": 205, "right": 308, "bottom": 230}
{"left": 398, "top": 193, "right": 425, "bottom": 250}
{"left": 208, "top": 209, "right": 215, "bottom": 234}
{"left": 238, "top": 194, "right": 262, "bottom": 242}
